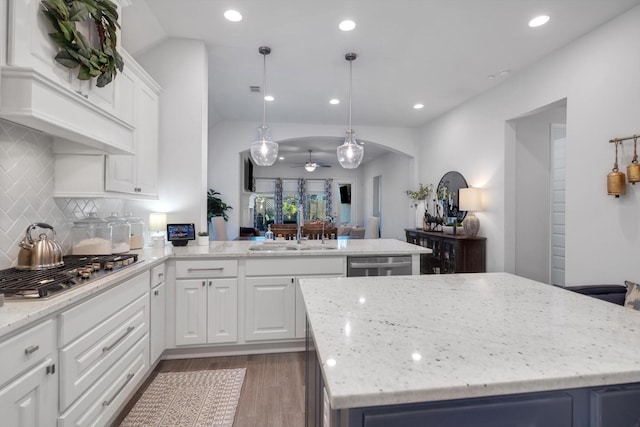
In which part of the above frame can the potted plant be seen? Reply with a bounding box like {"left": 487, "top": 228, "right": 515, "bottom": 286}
{"left": 207, "top": 189, "right": 233, "bottom": 222}
{"left": 406, "top": 183, "right": 433, "bottom": 229}
{"left": 197, "top": 231, "right": 209, "bottom": 246}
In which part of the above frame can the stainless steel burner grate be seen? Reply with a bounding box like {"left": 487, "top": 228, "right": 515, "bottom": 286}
{"left": 0, "top": 254, "right": 139, "bottom": 299}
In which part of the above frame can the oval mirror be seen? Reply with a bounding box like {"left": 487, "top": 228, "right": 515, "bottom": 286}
{"left": 436, "top": 171, "right": 468, "bottom": 223}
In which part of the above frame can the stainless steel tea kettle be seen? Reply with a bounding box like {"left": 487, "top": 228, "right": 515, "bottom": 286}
{"left": 16, "top": 223, "right": 64, "bottom": 270}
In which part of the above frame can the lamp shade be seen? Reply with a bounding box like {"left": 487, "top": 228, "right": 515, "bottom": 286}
{"left": 148, "top": 212, "right": 167, "bottom": 232}
{"left": 459, "top": 187, "right": 483, "bottom": 212}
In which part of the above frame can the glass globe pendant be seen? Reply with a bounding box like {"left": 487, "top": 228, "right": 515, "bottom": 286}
{"left": 250, "top": 46, "right": 278, "bottom": 166}
{"left": 337, "top": 52, "right": 364, "bottom": 169}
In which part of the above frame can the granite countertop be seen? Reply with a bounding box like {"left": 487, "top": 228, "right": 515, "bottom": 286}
{"left": 171, "top": 238, "right": 430, "bottom": 258}
{"left": 299, "top": 272, "right": 640, "bottom": 410}
{"left": 0, "top": 239, "right": 428, "bottom": 339}
{"left": 0, "top": 248, "right": 171, "bottom": 338}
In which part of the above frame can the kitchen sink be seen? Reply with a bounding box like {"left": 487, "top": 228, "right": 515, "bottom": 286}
{"left": 298, "top": 245, "right": 338, "bottom": 250}
{"left": 248, "top": 244, "right": 298, "bottom": 251}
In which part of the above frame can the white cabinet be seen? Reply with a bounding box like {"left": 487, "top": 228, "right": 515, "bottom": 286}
{"left": 0, "top": 0, "right": 136, "bottom": 154}
{"left": 245, "top": 257, "right": 345, "bottom": 343}
{"left": 52, "top": 52, "right": 161, "bottom": 199}
{"left": 245, "top": 276, "right": 296, "bottom": 341}
{"left": 105, "top": 53, "right": 161, "bottom": 197}
{"left": 58, "top": 270, "right": 149, "bottom": 425}
{"left": 175, "top": 278, "right": 238, "bottom": 346}
{"left": 175, "top": 260, "right": 239, "bottom": 346}
{"left": 150, "top": 263, "right": 166, "bottom": 364}
{"left": 0, "top": 319, "right": 57, "bottom": 427}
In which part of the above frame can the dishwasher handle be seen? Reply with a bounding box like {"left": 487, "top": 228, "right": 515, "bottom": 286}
{"left": 349, "top": 261, "right": 412, "bottom": 269}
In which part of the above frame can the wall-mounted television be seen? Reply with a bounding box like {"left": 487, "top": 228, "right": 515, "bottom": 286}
{"left": 244, "top": 157, "right": 254, "bottom": 192}
{"left": 339, "top": 185, "right": 351, "bottom": 204}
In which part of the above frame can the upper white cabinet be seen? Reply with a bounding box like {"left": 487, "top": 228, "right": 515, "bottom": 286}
{"left": 105, "top": 53, "right": 161, "bottom": 197}
{"left": 52, "top": 52, "right": 160, "bottom": 199}
{"left": 0, "top": 0, "right": 136, "bottom": 154}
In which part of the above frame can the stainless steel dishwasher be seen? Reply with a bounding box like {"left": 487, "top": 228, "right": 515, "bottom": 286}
{"left": 347, "top": 255, "right": 412, "bottom": 277}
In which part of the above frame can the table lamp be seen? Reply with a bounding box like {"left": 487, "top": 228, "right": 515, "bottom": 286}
{"left": 149, "top": 212, "right": 167, "bottom": 248}
{"left": 459, "top": 188, "right": 483, "bottom": 237}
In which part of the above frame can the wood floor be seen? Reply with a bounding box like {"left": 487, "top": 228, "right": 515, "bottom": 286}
{"left": 114, "top": 352, "right": 306, "bottom": 427}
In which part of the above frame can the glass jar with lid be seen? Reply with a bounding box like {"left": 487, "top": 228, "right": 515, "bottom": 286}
{"left": 71, "top": 213, "right": 112, "bottom": 255}
{"left": 104, "top": 212, "right": 131, "bottom": 253}
{"left": 124, "top": 213, "right": 145, "bottom": 249}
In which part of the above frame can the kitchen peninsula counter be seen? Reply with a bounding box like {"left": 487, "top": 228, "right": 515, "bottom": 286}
{"left": 300, "top": 272, "right": 640, "bottom": 426}
{"left": 0, "top": 239, "right": 427, "bottom": 339}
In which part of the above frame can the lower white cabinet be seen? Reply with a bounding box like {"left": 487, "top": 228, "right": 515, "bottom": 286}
{"left": 150, "top": 263, "right": 166, "bottom": 364}
{"left": 0, "top": 319, "right": 58, "bottom": 427}
{"left": 245, "top": 257, "right": 345, "bottom": 343}
{"left": 58, "top": 270, "right": 150, "bottom": 425}
{"left": 175, "top": 278, "right": 238, "bottom": 346}
{"left": 245, "top": 276, "right": 296, "bottom": 341}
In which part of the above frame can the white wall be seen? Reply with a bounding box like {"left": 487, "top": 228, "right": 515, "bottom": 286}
{"left": 361, "top": 151, "right": 415, "bottom": 240}
{"left": 128, "top": 39, "right": 209, "bottom": 232}
{"left": 513, "top": 105, "right": 566, "bottom": 284}
{"left": 208, "top": 120, "right": 418, "bottom": 240}
{"left": 417, "top": 5, "right": 640, "bottom": 284}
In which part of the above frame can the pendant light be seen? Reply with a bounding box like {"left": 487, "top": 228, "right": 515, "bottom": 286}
{"left": 337, "top": 52, "right": 364, "bottom": 169}
{"left": 250, "top": 46, "right": 278, "bottom": 166}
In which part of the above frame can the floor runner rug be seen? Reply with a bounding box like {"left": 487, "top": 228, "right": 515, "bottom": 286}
{"left": 120, "top": 368, "right": 246, "bottom": 426}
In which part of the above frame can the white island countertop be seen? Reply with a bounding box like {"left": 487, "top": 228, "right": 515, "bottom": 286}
{"left": 299, "top": 272, "right": 640, "bottom": 410}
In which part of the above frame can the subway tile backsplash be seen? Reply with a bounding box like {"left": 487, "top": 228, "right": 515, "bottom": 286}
{"left": 0, "top": 120, "right": 124, "bottom": 269}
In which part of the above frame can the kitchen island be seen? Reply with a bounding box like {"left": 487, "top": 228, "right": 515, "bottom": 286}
{"left": 300, "top": 273, "right": 640, "bottom": 427}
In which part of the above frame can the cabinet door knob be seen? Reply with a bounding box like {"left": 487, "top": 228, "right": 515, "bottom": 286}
{"left": 24, "top": 345, "right": 39, "bottom": 355}
{"left": 209, "top": 281, "right": 212, "bottom": 287}
{"left": 46, "top": 363, "right": 56, "bottom": 375}
{"left": 154, "top": 290, "right": 159, "bottom": 296}
{"left": 134, "top": 187, "right": 141, "bottom": 192}
{"left": 202, "top": 281, "right": 206, "bottom": 287}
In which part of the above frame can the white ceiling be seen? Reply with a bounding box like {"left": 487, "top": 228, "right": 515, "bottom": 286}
{"left": 122, "top": 0, "right": 640, "bottom": 166}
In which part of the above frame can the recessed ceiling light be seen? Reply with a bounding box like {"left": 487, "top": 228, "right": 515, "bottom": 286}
{"left": 224, "top": 10, "right": 242, "bottom": 22}
{"left": 264, "top": 95, "right": 274, "bottom": 102}
{"left": 278, "top": 156, "right": 284, "bottom": 160}
{"left": 330, "top": 99, "right": 340, "bottom": 105}
{"left": 339, "top": 20, "right": 356, "bottom": 31}
{"left": 413, "top": 103, "right": 424, "bottom": 109}
{"left": 528, "top": 15, "right": 550, "bottom": 27}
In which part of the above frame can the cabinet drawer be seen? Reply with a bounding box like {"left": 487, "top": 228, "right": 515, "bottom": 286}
{"left": 246, "top": 257, "right": 344, "bottom": 276}
{"left": 151, "top": 263, "right": 166, "bottom": 287}
{"left": 176, "top": 259, "right": 238, "bottom": 278}
{"left": 59, "top": 271, "right": 149, "bottom": 347}
{"left": 59, "top": 294, "right": 149, "bottom": 410}
{"left": 0, "top": 319, "right": 55, "bottom": 386}
{"left": 58, "top": 336, "right": 148, "bottom": 427}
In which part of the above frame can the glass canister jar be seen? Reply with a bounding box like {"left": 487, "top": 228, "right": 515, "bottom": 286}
{"left": 104, "top": 212, "right": 131, "bottom": 254}
{"left": 71, "top": 213, "right": 113, "bottom": 255}
{"left": 124, "top": 213, "right": 145, "bottom": 250}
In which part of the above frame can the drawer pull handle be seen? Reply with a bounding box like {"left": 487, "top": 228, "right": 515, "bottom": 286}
{"left": 46, "top": 363, "right": 56, "bottom": 375}
{"left": 24, "top": 345, "right": 39, "bottom": 355}
{"left": 188, "top": 267, "right": 224, "bottom": 272}
{"left": 103, "top": 326, "right": 135, "bottom": 352}
{"left": 154, "top": 290, "right": 159, "bottom": 296}
{"left": 103, "top": 373, "right": 135, "bottom": 407}
{"left": 158, "top": 273, "right": 164, "bottom": 278}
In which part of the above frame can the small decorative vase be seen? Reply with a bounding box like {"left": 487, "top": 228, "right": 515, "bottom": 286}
{"left": 197, "top": 235, "right": 209, "bottom": 246}
{"left": 415, "top": 201, "right": 426, "bottom": 229}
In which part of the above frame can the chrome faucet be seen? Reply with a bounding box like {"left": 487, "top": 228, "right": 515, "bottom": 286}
{"left": 322, "top": 216, "right": 333, "bottom": 244}
{"left": 297, "top": 204, "right": 304, "bottom": 244}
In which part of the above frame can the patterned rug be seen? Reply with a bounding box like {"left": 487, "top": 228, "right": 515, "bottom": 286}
{"left": 120, "top": 368, "right": 246, "bottom": 427}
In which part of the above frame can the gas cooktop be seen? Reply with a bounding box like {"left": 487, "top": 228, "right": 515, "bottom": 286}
{"left": 0, "top": 254, "right": 140, "bottom": 300}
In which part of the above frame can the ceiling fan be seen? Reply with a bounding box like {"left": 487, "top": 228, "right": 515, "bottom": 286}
{"left": 292, "top": 150, "right": 332, "bottom": 172}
